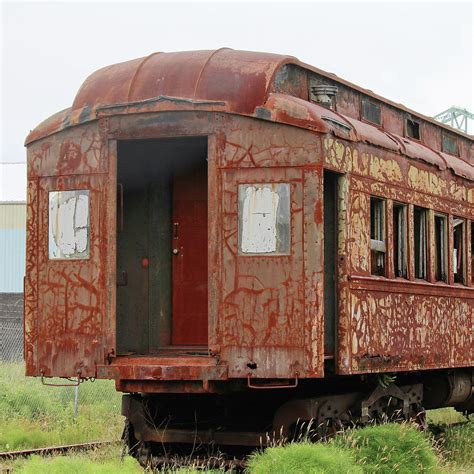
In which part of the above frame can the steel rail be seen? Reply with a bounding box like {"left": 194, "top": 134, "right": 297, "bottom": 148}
{"left": 0, "top": 440, "right": 118, "bottom": 460}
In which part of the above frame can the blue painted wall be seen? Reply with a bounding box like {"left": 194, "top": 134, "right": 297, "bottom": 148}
{"left": 0, "top": 203, "right": 26, "bottom": 293}
{"left": 0, "top": 228, "right": 26, "bottom": 292}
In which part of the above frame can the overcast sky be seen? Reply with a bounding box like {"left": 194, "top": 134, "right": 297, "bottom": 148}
{"left": 1, "top": 0, "right": 473, "bottom": 169}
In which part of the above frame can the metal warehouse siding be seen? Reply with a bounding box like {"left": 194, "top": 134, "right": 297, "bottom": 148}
{"left": 0, "top": 203, "right": 26, "bottom": 292}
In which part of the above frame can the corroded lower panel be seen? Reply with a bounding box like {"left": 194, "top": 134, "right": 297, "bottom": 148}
{"left": 347, "top": 285, "right": 473, "bottom": 373}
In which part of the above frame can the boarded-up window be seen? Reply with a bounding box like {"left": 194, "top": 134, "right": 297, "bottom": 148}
{"left": 49, "top": 190, "right": 90, "bottom": 259}
{"left": 393, "top": 203, "right": 407, "bottom": 278}
{"left": 406, "top": 118, "right": 421, "bottom": 140}
{"left": 453, "top": 217, "right": 465, "bottom": 284}
{"left": 434, "top": 214, "right": 448, "bottom": 282}
{"left": 370, "top": 197, "right": 386, "bottom": 276}
{"left": 414, "top": 207, "right": 428, "bottom": 280}
{"left": 238, "top": 183, "right": 290, "bottom": 254}
{"left": 442, "top": 133, "right": 458, "bottom": 155}
{"left": 362, "top": 99, "right": 381, "bottom": 125}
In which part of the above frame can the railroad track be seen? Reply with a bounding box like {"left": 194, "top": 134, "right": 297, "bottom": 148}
{"left": 0, "top": 440, "right": 118, "bottom": 461}
{"left": 1, "top": 419, "right": 468, "bottom": 467}
{"left": 0, "top": 440, "right": 247, "bottom": 471}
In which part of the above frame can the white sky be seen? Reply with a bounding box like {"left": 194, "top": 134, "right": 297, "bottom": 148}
{"left": 0, "top": 163, "right": 27, "bottom": 201}
{"left": 1, "top": 0, "right": 473, "bottom": 176}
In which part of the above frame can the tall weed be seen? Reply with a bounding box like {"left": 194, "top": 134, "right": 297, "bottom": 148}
{"left": 332, "top": 423, "right": 439, "bottom": 473}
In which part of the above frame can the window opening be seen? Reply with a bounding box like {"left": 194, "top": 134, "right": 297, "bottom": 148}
{"left": 362, "top": 99, "right": 381, "bottom": 125}
{"left": 453, "top": 217, "right": 465, "bottom": 284}
{"left": 49, "top": 190, "right": 90, "bottom": 259}
{"left": 370, "top": 197, "right": 386, "bottom": 276}
{"left": 414, "top": 207, "right": 428, "bottom": 280}
{"left": 442, "top": 133, "right": 458, "bottom": 155}
{"left": 393, "top": 203, "right": 408, "bottom": 278}
{"left": 238, "top": 183, "right": 290, "bottom": 255}
{"left": 434, "top": 214, "right": 448, "bottom": 282}
{"left": 406, "top": 118, "right": 421, "bottom": 140}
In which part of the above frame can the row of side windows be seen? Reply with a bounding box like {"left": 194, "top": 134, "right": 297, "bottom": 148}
{"left": 370, "top": 196, "right": 473, "bottom": 285}
{"left": 360, "top": 98, "right": 459, "bottom": 156}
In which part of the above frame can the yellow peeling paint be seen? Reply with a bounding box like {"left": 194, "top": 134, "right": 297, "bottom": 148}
{"left": 353, "top": 151, "right": 369, "bottom": 175}
{"left": 408, "top": 166, "right": 447, "bottom": 196}
{"left": 324, "top": 138, "right": 353, "bottom": 172}
{"left": 349, "top": 192, "right": 370, "bottom": 274}
{"left": 449, "top": 181, "right": 467, "bottom": 202}
{"left": 369, "top": 155, "right": 402, "bottom": 183}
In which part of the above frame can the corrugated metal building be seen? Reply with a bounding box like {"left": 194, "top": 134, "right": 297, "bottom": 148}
{"left": 0, "top": 163, "right": 27, "bottom": 293}
{"left": 0, "top": 202, "right": 26, "bottom": 292}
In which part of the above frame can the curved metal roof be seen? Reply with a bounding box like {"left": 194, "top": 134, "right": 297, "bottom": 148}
{"left": 72, "top": 48, "right": 293, "bottom": 115}
{"left": 25, "top": 48, "right": 473, "bottom": 181}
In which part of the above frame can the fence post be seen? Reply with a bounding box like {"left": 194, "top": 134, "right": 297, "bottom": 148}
{"left": 74, "top": 383, "right": 79, "bottom": 418}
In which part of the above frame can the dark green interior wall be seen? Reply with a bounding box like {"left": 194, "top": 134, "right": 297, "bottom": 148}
{"left": 116, "top": 137, "right": 207, "bottom": 355}
{"left": 148, "top": 178, "right": 172, "bottom": 352}
{"left": 116, "top": 187, "right": 152, "bottom": 354}
{"left": 324, "top": 171, "right": 338, "bottom": 356}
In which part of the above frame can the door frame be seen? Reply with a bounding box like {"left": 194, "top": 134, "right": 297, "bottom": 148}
{"left": 110, "top": 128, "right": 218, "bottom": 358}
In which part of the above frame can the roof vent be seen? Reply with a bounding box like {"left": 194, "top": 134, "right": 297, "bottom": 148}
{"left": 310, "top": 83, "right": 338, "bottom": 107}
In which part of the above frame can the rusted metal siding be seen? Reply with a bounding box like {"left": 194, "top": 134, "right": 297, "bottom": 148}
{"left": 216, "top": 119, "right": 324, "bottom": 378}
{"left": 24, "top": 49, "right": 473, "bottom": 385}
{"left": 25, "top": 107, "right": 472, "bottom": 382}
{"left": 106, "top": 111, "right": 324, "bottom": 379}
{"left": 323, "top": 137, "right": 473, "bottom": 375}
{"left": 25, "top": 120, "right": 115, "bottom": 378}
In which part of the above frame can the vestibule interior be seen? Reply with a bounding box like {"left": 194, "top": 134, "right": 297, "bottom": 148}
{"left": 116, "top": 137, "right": 208, "bottom": 355}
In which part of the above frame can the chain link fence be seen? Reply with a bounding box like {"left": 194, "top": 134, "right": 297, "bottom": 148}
{"left": 0, "top": 293, "right": 123, "bottom": 450}
{"left": 0, "top": 293, "right": 23, "bottom": 361}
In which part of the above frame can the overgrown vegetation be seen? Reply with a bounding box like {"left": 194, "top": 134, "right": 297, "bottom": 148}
{"left": 247, "top": 414, "right": 473, "bottom": 473}
{"left": 0, "top": 362, "right": 122, "bottom": 451}
{"left": 2, "top": 362, "right": 472, "bottom": 473}
{"left": 332, "top": 423, "right": 439, "bottom": 473}
{"left": 248, "top": 441, "right": 361, "bottom": 473}
{"left": 4, "top": 445, "right": 142, "bottom": 473}
{"left": 428, "top": 408, "right": 474, "bottom": 470}
{"left": 3, "top": 419, "right": 473, "bottom": 473}
{"left": 427, "top": 407, "right": 467, "bottom": 425}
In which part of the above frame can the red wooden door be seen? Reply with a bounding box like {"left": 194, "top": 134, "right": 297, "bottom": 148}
{"left": 172, "top": 167, "right": 208, "bottom": 345}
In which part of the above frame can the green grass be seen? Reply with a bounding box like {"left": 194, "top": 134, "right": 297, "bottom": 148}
{"left": 2, "top": 362, "right": 472, "bottom": 472}
{"left": 248, "top": 419, "right": 473, "bottom": 473}
{"left": 440, "top": 419, "right": 474, "bottom": 469}
{"left": 248, "top": 424, "right": 441, "bottom": 473}
{"left": 332, "top": 423, "right": 440, "bottom": 473}
{"left": 425, "top": 408, "right": 473, "bottom": 470}
{"left": 3, "top": 420, "right": 473, "bottom": 473}
{"left": 248, "top": 441, "right": 361, "bottom": 473}
{"left": 0, "top": 362, "right": 123, "bottom": 451}
{"left": 3, "top": 445, "right": 142, "bottom": 473}
{"left": 427, "top": 408, "right": 467, "bottom": 425}
{"left": 13, "top": 455, "right": 141, "bottom": 474}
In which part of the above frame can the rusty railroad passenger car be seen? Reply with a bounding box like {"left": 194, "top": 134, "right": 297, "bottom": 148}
{"left": 24, "top": 49, "right": 473, "bottom": 450}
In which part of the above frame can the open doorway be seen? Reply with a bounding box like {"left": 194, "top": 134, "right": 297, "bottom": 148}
{"left": 116, "top": 137, "right": 208, "bottom": 355}
{"left": 324, "top": 170, "right": 339, "bottom": 358}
